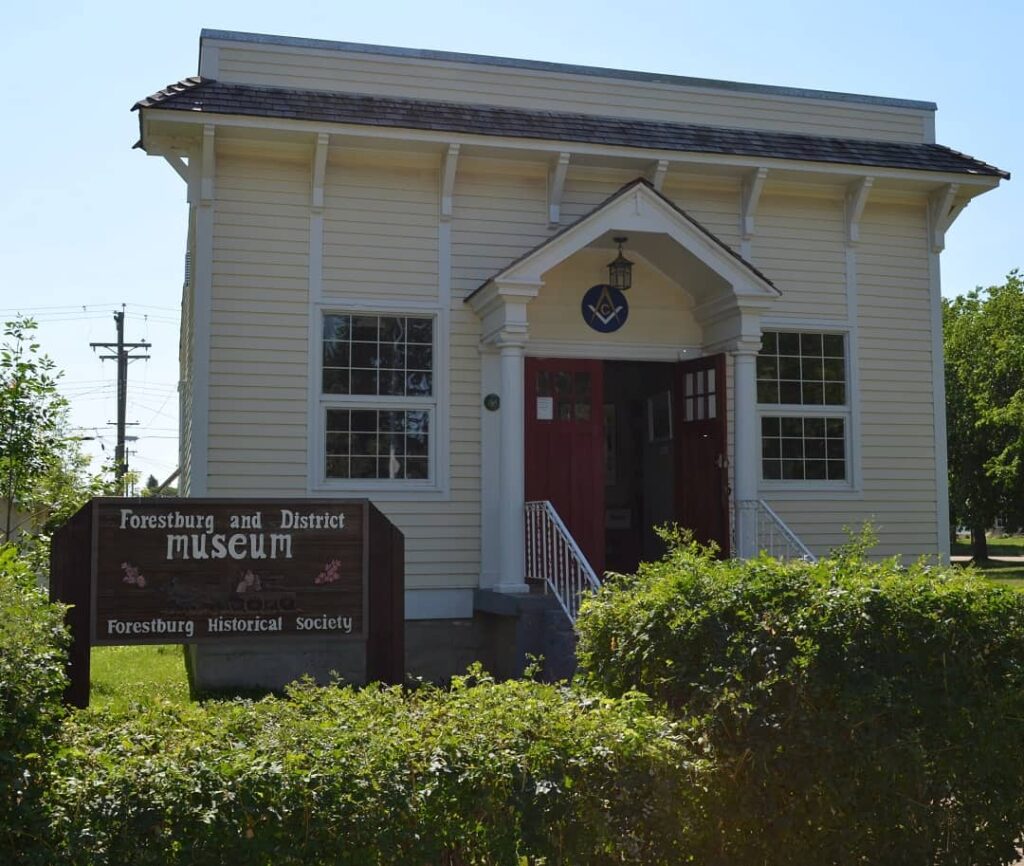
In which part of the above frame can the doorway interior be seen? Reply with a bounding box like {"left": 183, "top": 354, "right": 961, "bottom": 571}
{"left": 524, "top": 355, "right": 729, "bottom": 578}
{"left": 603, "top": 361, "right": 676, "bottom": 573}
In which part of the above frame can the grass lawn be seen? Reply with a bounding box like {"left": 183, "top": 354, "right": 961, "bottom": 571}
{"left": 951, "top": 534, "right": 1024, "bottom": 558}
{"left": 90, "top": 644, "right": 191, "bottom": 711}
{"left": 950, "top": 533, "right": 1024, "bottom": 589}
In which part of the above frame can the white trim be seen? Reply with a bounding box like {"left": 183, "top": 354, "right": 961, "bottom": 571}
{"left": 844, "top": 249, "right": 865, "bottom": 494}
{"left": 308, "top": 303, "right": 449, "bottom": 499}
{"left": 440, "top": 143, "right": 460, "bottom": 220}
{"left": 844, "top": 176, "right": 873, "bottom": 245}
{"left": 755, "top": 325, "right": 857, "bottom": 496}
{"left": 163, "top": 154, "right": 190, "bottom": 183}
{"left": 145, "top": 111, "right": 1003, "bottom": 194}
{"left": 927, "top": 183, "right": 959, "bottom": 253}
{"left": 739, "top": 167, "right": 768, "bottom": 259}
{"left": 436, "top": 216, "right": 453, "bottom": 497}
{"left": 648, "top": 159, "right": 670, "bottom": 192}
{"left": 548, "top": 152, "right": 571, "bottom": 225}
{"left": 405, "top": 588, "right": 474, "bottom": 620}
{"left": 525, "top": 339, "right": 702, "bottom": 362}
{"left": 479, "top": 350, "right": 501, "bottom": 589}
{"left": 481, "top": 181, "right": 779, "bottom": 300}
{"left": 316, "top": 296, "right": 441, "bottom": 312}
{"left": 927, "top": 233, "right": 951, "bottom": 562}
{"left": 189, "top": 125, "right": 215, "bottom": 496}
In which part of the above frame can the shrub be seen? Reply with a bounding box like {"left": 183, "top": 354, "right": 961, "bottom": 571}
{"left": 43, "top": 671, "right": 706, "bottom": 865}
{"left": 576, "top": 534, "right": 1024, "bottom": 866}
{"left": 0, "top": 544, "right": 68, "bottom": 858}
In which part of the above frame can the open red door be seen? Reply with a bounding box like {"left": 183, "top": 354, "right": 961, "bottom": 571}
{"left": 525, "top": 358, "right": 605, "bottom": 575}
{"left": 674, "top": 354, "right": 730, "bottom": 556}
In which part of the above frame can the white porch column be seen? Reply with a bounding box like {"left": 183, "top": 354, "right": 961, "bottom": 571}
{"left": 497, "top": 339, "right": 528, "bottom": 593}
{"left": 733, "top": 343, "right": 760, "bottom": 558}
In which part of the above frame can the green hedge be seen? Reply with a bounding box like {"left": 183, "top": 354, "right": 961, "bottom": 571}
{"left": 576, "top": 534, "right": 1024, "bottom": 866}
{"left": 41, "top": 672, "right": 705, "bottom": 865}
{"left": 0, "top": 544, "right": 68, "bottom": 856}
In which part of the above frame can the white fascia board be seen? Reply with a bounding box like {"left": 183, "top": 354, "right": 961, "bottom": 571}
{"left": 142, "top": 109, "right": 1004, "bottom": 193}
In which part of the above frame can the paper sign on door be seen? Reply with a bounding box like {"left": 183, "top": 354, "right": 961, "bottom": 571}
{"left": 536, "top": 396, "right": 554, "bottom": 420}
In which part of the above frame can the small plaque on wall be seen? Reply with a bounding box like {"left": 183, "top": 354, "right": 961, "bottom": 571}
{"left": 536, "top": 396, "right": 554, "bottom": 420}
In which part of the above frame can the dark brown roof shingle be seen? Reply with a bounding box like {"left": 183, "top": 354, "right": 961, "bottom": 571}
{"left": 134, "top": 78, "right": 1009, "bottom": 180}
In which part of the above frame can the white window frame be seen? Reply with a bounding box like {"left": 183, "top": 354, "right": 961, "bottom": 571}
{"left": 756, "top": 326, "right": 856, "bottom": 495}
{"left": 308, "top": 302, "right": 448, "bottom": 497}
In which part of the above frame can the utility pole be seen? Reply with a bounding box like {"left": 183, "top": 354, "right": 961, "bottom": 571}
{"left": 91, "top": 307, "right": 151, "bottom": 493}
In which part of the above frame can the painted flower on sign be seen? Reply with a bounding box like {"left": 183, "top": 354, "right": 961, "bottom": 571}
{"left": 121, "top": 562, "right": 146, "bottom": 588}
{"left": 236, "top": 570, "right": 262, "bottom": 594}
{"left": 315, "top": 559, "right": 342, "bottom": 585}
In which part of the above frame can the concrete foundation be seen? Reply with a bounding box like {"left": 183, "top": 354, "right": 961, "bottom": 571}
{"left": 186, "top": 637, "right": 367, "bottom": 693}
{"left": 186, "top": 590, "right": 577, "bottom": 693}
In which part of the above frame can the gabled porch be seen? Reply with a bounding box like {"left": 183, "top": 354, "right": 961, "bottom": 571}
{"left": 467, "top": 178, "right": 806, "bottom": 602}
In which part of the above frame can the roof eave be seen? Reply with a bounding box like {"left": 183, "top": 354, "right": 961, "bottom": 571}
{"left": 138, "top": 103, "right": 1009, "bottom": 185}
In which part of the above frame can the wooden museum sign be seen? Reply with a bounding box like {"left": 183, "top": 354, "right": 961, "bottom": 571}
{"left": 51, "top": 498, "right": 404, "bottom": 706}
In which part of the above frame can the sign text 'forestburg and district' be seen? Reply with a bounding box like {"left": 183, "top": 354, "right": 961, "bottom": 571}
{"left": 92, "top": 500, "right": 367, "bottom": 645}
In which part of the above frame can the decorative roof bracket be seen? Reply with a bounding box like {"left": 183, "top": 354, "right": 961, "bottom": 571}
{"left": 163, "top": 155, "right": 189, "bottom": 184}
{"left": 648, "top": 159, "right": 670, "bottom": 192}
{"left": 440, "top": 143, "right": 460, "bottom": 221}
{"left": 928, "top": 183, "right": 962, "bottom": 253}
{"left": 844, "top": 176, "right": 874, "bottom": 246}
{"left": 548, "top": 152, "right": 571, "bottom": 226}
{"left": 311, "top": 133, "right": 328, "bottom": 213}
{"left": 739, "top": 167, "right": 768, "bottom": 257}
{"left": 199, "top": 124, "right": 215, "bottom": 206}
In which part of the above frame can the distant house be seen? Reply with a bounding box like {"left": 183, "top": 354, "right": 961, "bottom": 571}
{"left": 133, "top": 29, "right": 1007, "bottom": 682}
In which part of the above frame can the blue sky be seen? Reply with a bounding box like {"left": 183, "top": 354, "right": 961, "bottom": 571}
{"left": 1, "top": 0, "right": 1019, "bottom": 484}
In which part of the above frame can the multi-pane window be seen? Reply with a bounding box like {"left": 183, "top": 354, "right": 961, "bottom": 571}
{"left": 761, "top": 416, "right": 846, "bottom": 481}
{"left": 757, "top": 331, "right": 850, "bottom": 483}
{"left": 321, "top": 313, "right": 435, "bottom": 482}
{"left": 323, "top": 314, "right": 433, "bottom": 398}
{"left": 756, "top": 331, "right": 845, "bottom": 406}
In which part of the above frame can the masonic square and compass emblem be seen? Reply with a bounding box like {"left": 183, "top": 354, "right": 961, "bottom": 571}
{"left": 581, "top": 283, "right": 629, "bottom": 333}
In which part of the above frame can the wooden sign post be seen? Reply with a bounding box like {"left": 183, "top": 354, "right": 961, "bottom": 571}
{"left": 50, "top": 498, "right": 404, "bottom": 707}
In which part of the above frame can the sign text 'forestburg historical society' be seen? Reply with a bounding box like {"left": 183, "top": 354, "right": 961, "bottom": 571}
{"left": 92, "top": 500, "right": 368, "bottom": 644}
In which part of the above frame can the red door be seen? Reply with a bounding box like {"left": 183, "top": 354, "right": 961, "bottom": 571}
{"left": 525, "top": 358, "right": 605, "bottom": 575}
{"left": 674, "top": 354, "right": 730, "bottom": 556}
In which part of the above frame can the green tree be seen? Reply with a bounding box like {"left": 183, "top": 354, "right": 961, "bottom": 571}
{"left": 944, "top": 271, "right": 1024, "bottom": 560}
{"left": 0, "top": 318, "right": 68, "bottom": 542}
{"left": 0, "top": 317, "right": 109, "bottom": 574}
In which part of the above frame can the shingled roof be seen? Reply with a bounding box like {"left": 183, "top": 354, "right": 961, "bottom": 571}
{"left": 134, "top": 78, "right": 1009, "bottom": 180}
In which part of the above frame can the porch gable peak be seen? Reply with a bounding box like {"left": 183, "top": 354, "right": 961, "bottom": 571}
{"left": 466, "top": 178, "right": 780, "bottom": 308}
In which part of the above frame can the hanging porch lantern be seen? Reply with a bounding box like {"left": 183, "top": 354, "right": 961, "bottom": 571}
{"left": 607, "top": 236, "right": 633, "bottom": 291}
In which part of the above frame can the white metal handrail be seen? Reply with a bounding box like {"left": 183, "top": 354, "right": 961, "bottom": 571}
{"left": 525, "top": 500, "right": 601, "bottom": 624}
{"left": 733, "top": 499, "right": 817, "bottom": 562}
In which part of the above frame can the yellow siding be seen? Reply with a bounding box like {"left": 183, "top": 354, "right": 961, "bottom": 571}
{"left": 198, "top": 136, "right": 941, "bottom": 584}
{"left": 323, "top": 154, "right": 439, "bottom": 301}
{"left": 452, "top": 159, "right": 551, "bottom": 299}
{"left": 207, "top": 149, "right": 310, "bottom": 493}
{"left": 215, "top": 43, "right": 931, "bottom": 143}
{"left": 662, "top": 178, "right": 743, "bottom": 252}
{"left": 371, "top": 306, "right": 483, "bottom": 589}
{"left": 766, "top": 200, "right": 939, "bottom": 559}
{"left": 752, "top": 192, "right": 847, "bottom": 318}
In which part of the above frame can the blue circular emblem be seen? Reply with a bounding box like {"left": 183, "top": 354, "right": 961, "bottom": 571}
{"left": 581, "top": 284, "right": 629, "bottom": 333}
